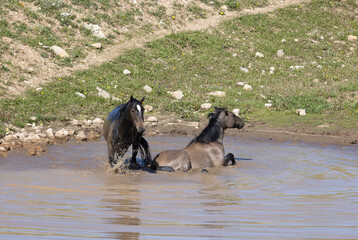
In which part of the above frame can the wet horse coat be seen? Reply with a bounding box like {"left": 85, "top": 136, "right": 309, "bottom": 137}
{"left": 103, "top": 96, "right": 151, "bottom": 169}
{"left": 152, "top": 108, "right": 245, "bottom": 172}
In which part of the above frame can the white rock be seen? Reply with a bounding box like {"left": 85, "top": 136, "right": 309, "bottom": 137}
{"left": 147, "top": 116, "right": 158, "bottom": 122}
{"left": 255, "top": 52, "right": 264, "bottom": 58}
{"left": 200, "top": 103, "right": 212, "bottom": 110}
{"left": 168, "top": 91, "right": 184, "bottom": 100}
{"left": 236, "top": 82, "right": 245, "bottom": 86}
{"left": 55, "top": 128, "right": 69, "bottom": 139}
{"left": 232, "top": 53, "right": 237, "bottom": 57}
{"left": 144, "top": 105, "right": 153, "bottom": 112}
{"left": 75, "top": 92, "right": 86, "bottom": 98}
{"left": 36, "top": 87, "right": 43, "bottom": 91}
{"left": 70, "top": 119, "right": 81, "bottom": 126}
{"left": 277, "top": 49, "right": 284, "bottom": 57}
{"left": 27, "top": 133, "right": 41, "bottom": 142}
{"left": 233, "top": 109, "right": 240, "bottom": 116}
{"left": 75, "top": 131, "right": 87, "bottom": 141}
{"left": 83, "top": 120, "right": 92, "bottom": 126}
{"left": 243, "top": 84, "right": 252, "bottom": 91}
{"left": 91, "top": 42, "right": 102, "bottom": 49}
{"left": 265, "top": 103, "right": 272, "bottom": 108}
{"left": 50, "top": 46, "right": 69, "bottom": 58}
{"left": 61, "top": 12, "right": 71, "bottom": 17}
{"left": 143, "top": 85, "right": 152, "bottom": 93}
{"left": 38, "top": 133, "right": 46, "bottom": 138}
{"left": 348, "top": 35, "right": 357, "bottom": 41}
{"left": 318, "top": 123, "right": 329, "bottom": 128}
{"left": 296, "top": 109, "right": 306, "bottom": 116}
{"left": 290, "top": 65, "right": 304, "bottom": 70}
{"left": 123, "top": 69, "right": 131, "bottom": 75}
{"left": 92, "top": 118, "right": 104, "bottom": 124}
{"left": 240, "top": 67, "right": 249, "bottom": 73}
{"left": 208, "top": 91, "right": 226, "bottom": 98}
{"left": 83, "top": 23, "right": 106, "bottom": 38}
{"left": 46, "top": 128, "right": 54, "bottom": 138}
{"left": 15, "top": 133, "right": 25, "bottom": 141}
{"left": 282, "top": 39, "right": 286, "bottom": 42}
{"left": 188, "top": 122, "right": 199, "bottom": 129}
{"left": 96, "top": 87, "right": 119, "bottom": 101}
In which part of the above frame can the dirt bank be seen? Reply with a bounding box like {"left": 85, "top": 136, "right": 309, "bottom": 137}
{"left": 1, "top": 112, "right": 356, "bottom": 159}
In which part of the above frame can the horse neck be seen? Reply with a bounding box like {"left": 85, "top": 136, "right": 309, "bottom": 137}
{"left": 120, "top": 104, "right": 134, "bottom": 128}
{"left": 214, "top": 119, "right": 225, "bottom": 144}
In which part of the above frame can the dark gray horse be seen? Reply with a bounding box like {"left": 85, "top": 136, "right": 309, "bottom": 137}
{"left": 103, "top": 96, "right": 151, "bottom": 169}
{"left": 151, "top": 108, "right": 244, "bottom": 172}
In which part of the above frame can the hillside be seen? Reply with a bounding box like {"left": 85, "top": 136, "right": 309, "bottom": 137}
{"left": 0, "top": 0, "right": 358, "bottom": 147}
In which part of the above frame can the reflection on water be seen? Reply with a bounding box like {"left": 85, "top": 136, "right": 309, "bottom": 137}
{"left": 1, "top": 136, "right": 358, "bottom": 239}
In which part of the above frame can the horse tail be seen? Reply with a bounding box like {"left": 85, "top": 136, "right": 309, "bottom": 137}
{"left": 150, "top": 154, "right": 175, "bottom": 172}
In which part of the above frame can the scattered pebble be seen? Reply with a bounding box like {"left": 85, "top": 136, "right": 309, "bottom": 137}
{"left": 147, "top": 116, "right": 158, "bottom": 122}
{"left": 143, "top": 85, "right": 152, "bottom": 93}
{"left": 144, "top": 105, "right": 153, "bottom": 112}
{"left": 277, "top": 49, "right": 285, "bottom": 58}
{"left": 255, "top": 52, "right": 264, "bottom": 58}
{"left": 296, "top": 109, "right": 306, "bottom": 116}
{"left": 50, "top": 46, "right": 69, "bottom": 58}
{"left": 168, "top": 90, "right": 184, "bottom": 100}
{"left": 83, "top": 23, "right": 106, "bottom": 39}
{"left": 240, "top": 67, "right": 249, "bottom": 73}
{"left": 91, "top": 43, "right": 102, "bottom": 49}
{"left": 347, "top": 35, "right": 357, "bottom": 41}
{"left": 243, "top": 84, "right": 252, "bottom": 91}
{"left": 208, "top": 91, "right": 226, "bottom": 97}
{"left": 201, "top": 103, "right": 212, "bottom": 110}
{"left": 123, "top": 69, "right": 131, "bottom": 75}
{"left": 75, "top": 92, "right": 86, "bottom": 99}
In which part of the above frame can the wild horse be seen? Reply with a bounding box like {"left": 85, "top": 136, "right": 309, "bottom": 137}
{"left": 151, "top": 108, "right": 244, "bottom": 172}
{"left": 103, "top": 96, "right": 152, "bottom": 169}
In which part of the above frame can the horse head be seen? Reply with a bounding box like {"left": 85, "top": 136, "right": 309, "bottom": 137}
{"left": 126, "top": 96, "right": 146, "bottom": 134}
{"left": 211, "top": 108, "right": 244, "bottom": 130}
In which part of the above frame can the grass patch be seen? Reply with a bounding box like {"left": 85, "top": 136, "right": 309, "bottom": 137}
{"left": 0, "top": 0, "right": 357, "bottom": 135}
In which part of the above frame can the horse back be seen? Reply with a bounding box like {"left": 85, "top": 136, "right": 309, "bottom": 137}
{"left": 185, "top": 142, "right": 224, "bottom": 169}
{"left": 155, "top": 149, "right": 191, "bottom": 171}
{"left": 103, "top": 104, "right": 125, "bottom": 142}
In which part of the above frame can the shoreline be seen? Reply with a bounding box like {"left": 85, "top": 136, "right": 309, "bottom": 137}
{"left": 1, "top": 114, "right": 357, "bottom": 158}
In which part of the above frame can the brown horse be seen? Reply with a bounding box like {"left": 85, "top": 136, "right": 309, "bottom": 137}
{"left": 151, "top": 108, "right": 245, "bottom": 172}
{"left": 103, "top": 96, "right": 152, "bottom": 169}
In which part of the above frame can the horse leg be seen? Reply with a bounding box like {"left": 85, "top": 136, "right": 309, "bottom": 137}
{"left": 223, "top": 153, "right": 236, "bottom": 166}
{"left": 129, "top": 140, "right": 141, "bottom": 170}
{"left": 107, "top": 143, "right": 116, "bottom": 167}
{"left": 140, "top": 137, "right": 152, "bottom": 166}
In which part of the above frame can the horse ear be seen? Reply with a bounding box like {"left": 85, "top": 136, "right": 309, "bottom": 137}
{"left": 130, "top": 95, "right": 134, "bottom": 101}
{"left": 140, "top": 97, "right": 145, "bottom": 103}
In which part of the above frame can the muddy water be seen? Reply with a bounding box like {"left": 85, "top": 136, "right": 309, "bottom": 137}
{"left": 1, "top": 136, "right": 358, "bottom": 239}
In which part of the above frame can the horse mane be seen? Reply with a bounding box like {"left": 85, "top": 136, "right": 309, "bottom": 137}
{"left": 187, "top": 108, "right": 225, "bottom": 146}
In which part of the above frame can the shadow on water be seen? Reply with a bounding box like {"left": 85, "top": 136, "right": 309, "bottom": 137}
{"left": 1, "top": 136, "right": 358, "bottom": 239}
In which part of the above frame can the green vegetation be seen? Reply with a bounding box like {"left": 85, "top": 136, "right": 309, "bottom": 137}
{"left": 1, "top": 0, "right": 358, "bottom": 137}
